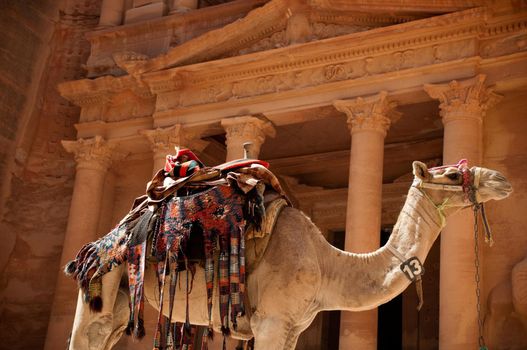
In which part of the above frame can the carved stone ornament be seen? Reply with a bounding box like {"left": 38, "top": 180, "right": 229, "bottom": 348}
{"left": 112, "top": 51, "right": 149, "bottom": 74}
{"left": 61, "top": 136, "right": 117, "bottom": 172}
{"left": 424, "top": 74, "right": 503, "bottom": 124}
{"left": 221, "top": 116, "right": 276, "bottom": 156}
{"left": 140, "top": 124, "right": 208, "bottom": 155}
{"left": 333, "top": 91, "right": 401, "bottom": 136}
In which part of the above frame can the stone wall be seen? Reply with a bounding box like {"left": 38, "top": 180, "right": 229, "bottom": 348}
{"left": 483, "top": 90, "right": 527, "bottom": 349}
{"left": 0, "top": 1, "right": 102, "bottom": 349}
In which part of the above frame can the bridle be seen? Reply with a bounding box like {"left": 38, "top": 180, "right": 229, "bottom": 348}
{"left": 387, "top": 159, "right": 493, "bottom": 312}
{"left": 412, "top": 159, "right": 492, "bottom": 244}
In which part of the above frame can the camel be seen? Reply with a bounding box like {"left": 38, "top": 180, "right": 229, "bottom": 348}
{"left": 67, "top": 160, "right": 512, "bottom": 350}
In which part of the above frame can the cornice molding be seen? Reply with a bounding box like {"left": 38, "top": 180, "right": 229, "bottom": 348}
{"left": 309, "top": 0, "right": 484, "bottom": 13}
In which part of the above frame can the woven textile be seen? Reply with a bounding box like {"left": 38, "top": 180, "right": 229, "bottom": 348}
{"left": 65, "top": 162, "right": 285, "bottom": 350}
{"left": 156, "top": 185, "right": 246, "bottom": 328}
{"left": 65, "top": 220, "right": 135, "bottom": 311}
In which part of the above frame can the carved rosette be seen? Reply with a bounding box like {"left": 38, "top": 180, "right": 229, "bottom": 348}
{"left": 334, "top": 91, "right": 401, "bottom": 137}
{"left": 424, "top": 74, "right": 502, "bottom": 125}
{"left": 140, "top": 124, "right": 208, "bottom": 156}
{"left": 61, "top": 136, "right": 116, "bottom": 172}
{"left": 221, "top": 116, "right": 276, "bottom": 158}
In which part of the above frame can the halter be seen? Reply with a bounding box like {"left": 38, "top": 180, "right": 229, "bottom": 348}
{"left": 412, "top": 159, "right": 492, "bottom": 244}
{"left": 387, "top": 159, "right": 492, "bottom": 311}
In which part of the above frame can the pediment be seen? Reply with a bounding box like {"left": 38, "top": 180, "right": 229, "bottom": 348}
{"left": 119, "top": 0, "right": 480, "bottom": 75}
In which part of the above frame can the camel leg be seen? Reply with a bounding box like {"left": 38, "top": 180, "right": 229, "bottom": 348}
{"left": 102, "top": 286, "right": 130, "bottom": 350}
{"left": 251, "top": 314, "right": 292, "bottom": 350}
{"left": 69, "top": 264, "right": 124, "bottom": 350}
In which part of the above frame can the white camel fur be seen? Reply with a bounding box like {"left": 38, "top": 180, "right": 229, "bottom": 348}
{"left": 67, "top": 161, "right": 512, "bottom": 350}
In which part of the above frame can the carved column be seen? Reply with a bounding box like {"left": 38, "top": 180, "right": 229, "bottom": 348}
{"left": 44, "top": 136, "right": 118, "bottom": 350}
{"left": 141, "top": 124, "right": 208, "bottom": 174}
{"left": 221, "top": 116, "right": 276, "bottom": 161}
{"left": 425, "top": 74, "right": 501, "bottom": 350}
{"left": 334, "top": 91, "right": 400, "bottom": 350}
{"left": 98, "top": 0, "right": 125, "bottom": 27}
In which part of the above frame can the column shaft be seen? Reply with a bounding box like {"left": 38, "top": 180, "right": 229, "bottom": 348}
{"left": 99, "top": 0, "right": 125, "bottom": 27}
{"left": 425, "top": 74, "right": 501, "bottom": 350}
{"left": 334, "top": 92, "right": 400, "bottom": 350}
{"left": 439, "top": 117, "right": 481, "bottom": 349}
{"left": 44, "top": 138, "right": 113, "bottom": 350}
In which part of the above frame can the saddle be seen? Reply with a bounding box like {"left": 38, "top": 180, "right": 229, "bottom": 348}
{"left": 65, "top": 157, "right": 289, "bottom": 350}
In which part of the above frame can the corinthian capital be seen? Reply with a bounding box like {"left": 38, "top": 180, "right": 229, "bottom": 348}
{"left": 221, "top": 116, "right": 276, "bottom": 159}
{"left": 424, "top": 74, "right": 502, "bottom": 124}
{"left": 333, "top": 91, "right": 401, "bottom": 137}
{"left": 140, "top": 124, "right": 208, "bottom": 154}
{"left": 61, "top": 136, "right": 117, "bottom": 172}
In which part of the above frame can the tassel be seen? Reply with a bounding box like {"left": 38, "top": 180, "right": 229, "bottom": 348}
{"left": 134, "top": 317, "right": 145, "bottom": 339}
{"left": 89, "top": 296, "right": 103, "bottom": 312}
{"left": 125, "top": 319, "right": 134, "bottom": 336}
{"left": 221, "top": 326, "right": 230, "bottom": 336}
{"left": 480, "top": 204, "right": 494, "bottom": 247}
{"left": 64, "top": 261, "right": 76, "bottom": 276}
{"left": 416, "top": 277, "right": 424, "bottom": 311}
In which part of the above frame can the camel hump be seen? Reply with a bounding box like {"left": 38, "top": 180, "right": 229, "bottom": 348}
{"left": 246, "top": 197, "right": 289, "bottom": 273}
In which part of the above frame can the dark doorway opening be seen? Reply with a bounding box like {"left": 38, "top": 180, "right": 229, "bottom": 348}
{"left": 319, "top": 230, "right": 345, "bottom": 350}
{"left": 377, "top": 227, "right": 403, "bottom": 350}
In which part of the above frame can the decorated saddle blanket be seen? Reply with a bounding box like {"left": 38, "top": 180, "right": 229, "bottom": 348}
{"left": 65, "top": 162, "right": 289, "bottom": 350}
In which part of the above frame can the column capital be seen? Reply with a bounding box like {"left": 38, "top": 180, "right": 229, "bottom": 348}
{"left": 221, "top": 116, "right": 276, "bottom": 160}
{"left": 221, "top": 116, "right": 276, "bottom": 141}
{"left": 61, "top": 136, "right": 121, "bottom": 172}
{"left": 424, "top": 74, "right": 502, "bottom": 124}
{"left": 140, "top": 124, "right": 208, "bottom": 154}
{"left": 333, "top": 91, "right": 401, "bottom": 137}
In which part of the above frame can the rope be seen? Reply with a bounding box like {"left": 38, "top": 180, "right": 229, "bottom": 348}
{"left": 473, "top": 206, "right": 488, "bottom": 350}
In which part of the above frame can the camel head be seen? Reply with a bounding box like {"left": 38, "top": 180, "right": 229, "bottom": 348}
{"left": 412, "top": 160, "right": 513, "bottom": 213}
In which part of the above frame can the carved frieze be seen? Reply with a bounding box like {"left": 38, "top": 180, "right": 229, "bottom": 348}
{"left": 424, "top": 74, "right": 502, "bottom": 123}
{"left": 311, "top": 22, "right": 369, "bottom": 40}
{"left": 235, "top": 23, "right": 370, "bottom": 56}
{"left": 102, "top": 90, "right": 156, "bottom": 122}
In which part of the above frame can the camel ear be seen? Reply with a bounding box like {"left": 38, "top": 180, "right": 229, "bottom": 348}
{"left": 413, "top": 161, "right": 431, "bottom": 181}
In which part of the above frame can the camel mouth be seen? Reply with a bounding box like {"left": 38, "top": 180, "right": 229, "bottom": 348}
{"left": 480, "top": 171, "right": 513, "bottom": 200}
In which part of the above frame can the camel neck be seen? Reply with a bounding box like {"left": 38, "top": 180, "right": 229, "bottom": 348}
{"left": 316, "top": 186, "right": 443, "bottom": 311}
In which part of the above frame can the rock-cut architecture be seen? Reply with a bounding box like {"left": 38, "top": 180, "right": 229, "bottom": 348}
{"left": 0, "top": 0, "right": 526, "bottom": 350}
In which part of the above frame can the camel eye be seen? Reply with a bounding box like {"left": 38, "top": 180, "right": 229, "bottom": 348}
{"left": 446, "top": 173, "right": 460, "bottom": 181}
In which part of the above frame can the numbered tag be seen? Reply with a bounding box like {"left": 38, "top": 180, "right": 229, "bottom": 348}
{"left": 400, "top": 257, "right": 425, "bottom": 282}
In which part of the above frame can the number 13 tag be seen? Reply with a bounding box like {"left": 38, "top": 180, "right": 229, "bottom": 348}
{"left": 400, "top": 257, "right": 425, "bottom": 282}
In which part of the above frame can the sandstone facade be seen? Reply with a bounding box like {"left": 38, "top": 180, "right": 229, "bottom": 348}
{"left": 1, "top": 1, "right": 527, "bottom": 349}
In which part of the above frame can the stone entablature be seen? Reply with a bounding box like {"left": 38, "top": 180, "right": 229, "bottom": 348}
{"left": 58, "top": 76, "right": 155, "bottom": 123}
{"left": 59, "top": 5, "right": 527, "bottom": 138}
{"left": 309, "top": 0, "right": 483, "bottom": 13}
